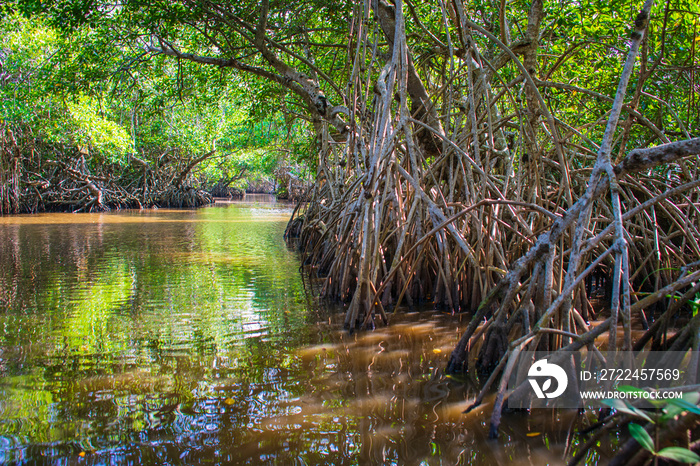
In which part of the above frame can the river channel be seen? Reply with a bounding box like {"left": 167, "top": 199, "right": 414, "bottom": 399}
{"left": 0, "top": 196, "right": 604, "bottom": 465}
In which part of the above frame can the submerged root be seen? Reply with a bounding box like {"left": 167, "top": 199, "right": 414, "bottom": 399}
{"left": 476, "top": 324, "right": 508, "bottom": 380}
{"left": 288, "top": 0, "right": 700, "bottom": 453}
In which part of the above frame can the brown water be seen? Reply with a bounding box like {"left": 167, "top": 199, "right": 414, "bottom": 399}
{"left": 0, "top": 196, "right": 603, "bottom": 465}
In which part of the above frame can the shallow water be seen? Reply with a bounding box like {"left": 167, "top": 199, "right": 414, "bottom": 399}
{"left": 0, "top": 195, "right": 604, "bottom": 465}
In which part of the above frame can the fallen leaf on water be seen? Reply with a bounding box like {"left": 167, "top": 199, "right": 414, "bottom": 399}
{"left": 526, "top": 432, "right": 542, "bottom": 437}
{"left": 432, "top": 348, "right": 442, "bottom": 354}
{"left": 224, "top": 398, "right": 236, "bottom": 405}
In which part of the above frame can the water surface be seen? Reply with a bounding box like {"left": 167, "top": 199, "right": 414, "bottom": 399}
{"left": 0, "top": 196, "right": 601, "bottom": 465}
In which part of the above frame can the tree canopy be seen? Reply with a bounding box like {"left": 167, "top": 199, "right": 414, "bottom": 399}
{"left": 1, "top": 2, "right": 315, "bottom": 211}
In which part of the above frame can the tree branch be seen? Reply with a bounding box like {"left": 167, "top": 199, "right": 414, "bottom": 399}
{"left": 145, "top": 43, "right": 308, "bottom": 96}
{"left": 172, "top": 150, "right": 215, "bottom": 187}
{"left": 614, "top": 137, "right": 700, "bottom": 175}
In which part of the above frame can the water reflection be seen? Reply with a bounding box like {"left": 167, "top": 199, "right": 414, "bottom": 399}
{"left": 0, "top": 196, "right": 599, "bottom": 465}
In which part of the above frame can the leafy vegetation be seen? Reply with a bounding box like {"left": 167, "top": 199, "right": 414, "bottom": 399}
{"left": 596, "top": 387, "right": 700, "bottom": 464}
{"left": 1, "top": 0, "right": 699, "bottom": 463}
{"left": 0, "top": 11, "right": 310, "bottom": 213}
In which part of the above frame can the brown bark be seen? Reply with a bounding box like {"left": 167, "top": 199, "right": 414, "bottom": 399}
{"left": 374, "top": 0, "right": 445, "bottom": 153}
{"left": 172, "top": 150, "right": 215, "bottom": 188}
{"left": 614, "top": 137, "right": 700, "bottom": 175}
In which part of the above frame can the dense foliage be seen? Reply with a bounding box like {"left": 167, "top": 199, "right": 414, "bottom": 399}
{"left": 1, "top": 0, "right": 699, "bottom": 462}
{"left": 0, "top": 11, "right": 311, "bottom": 212}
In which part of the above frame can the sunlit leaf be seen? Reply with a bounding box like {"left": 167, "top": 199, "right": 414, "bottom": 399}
{"left": 628, "top": 423, "right": 655, "bottom": 453}
{"left": 667, "top": 398, "right": 700, "bottom": 415}
{"left": 657, "top": 447, "right": 700, "bottom": 463}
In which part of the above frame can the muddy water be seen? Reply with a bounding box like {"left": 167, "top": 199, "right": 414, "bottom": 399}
{"left": 0, "top": 196, "right": 602, "bottom": 465}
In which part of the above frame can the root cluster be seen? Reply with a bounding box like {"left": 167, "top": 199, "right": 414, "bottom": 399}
{"left": 0, "top": 123, "right": 213, "bottom": 214}
{"left": 287, "top": 0, "right": 700, "bottom": 442}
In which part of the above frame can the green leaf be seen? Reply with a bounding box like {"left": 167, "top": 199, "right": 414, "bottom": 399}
{"left": 682, "top": 392, "right": 700, "bottom": 405}
{"left": 656, "top": 447, "right": 700, "bottom": 463}
{"left": 667, "top": 398, "right": 700, "bottom": 415}
{"left": 628, "top": 423, "right": 655, "bottom": 453}
{"left": 601, "top": 399, "right": 653, "bottom": 422}
{"left": 615, "top": 386, "right": 666, "bottom": 407}
{"left": 662, "top": 393, "right": 700, "bottom": 422}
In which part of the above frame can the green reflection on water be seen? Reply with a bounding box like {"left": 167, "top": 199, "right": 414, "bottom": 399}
{"left": 0, "top": 197, "right": 599, "bottom": 465}
{"left": 0, "top": 198, "right": 321, "bottom": 462}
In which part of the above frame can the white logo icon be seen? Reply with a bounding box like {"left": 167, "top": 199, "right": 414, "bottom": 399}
{"left": 528, "top": 358, "right": 568, "bottom": 399}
